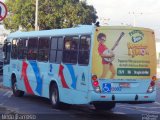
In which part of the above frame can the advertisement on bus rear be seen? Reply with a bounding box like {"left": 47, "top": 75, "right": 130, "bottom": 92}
{"left": 92, "top": 27, "right": 157, "bottom": 79}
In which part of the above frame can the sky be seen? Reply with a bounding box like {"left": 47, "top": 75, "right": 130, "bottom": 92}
{"left": 1, "top": 0, "right": 160, "bottom": 38}
{"left": 87, "top": 0, "right": 160, "bottom": 38}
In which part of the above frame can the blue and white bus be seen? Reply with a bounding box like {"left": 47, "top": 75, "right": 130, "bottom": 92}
{"left": 3, "top": 25, "right": 157, "bottom": 110}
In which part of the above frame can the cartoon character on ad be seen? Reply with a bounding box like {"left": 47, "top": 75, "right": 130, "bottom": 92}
{"left": 97, "top": 32, "right": 125, "bottom": 79}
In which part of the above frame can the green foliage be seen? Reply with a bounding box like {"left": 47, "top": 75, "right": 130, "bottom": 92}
{"left": 3, "top": 0, "right": 98, "bottom": 31}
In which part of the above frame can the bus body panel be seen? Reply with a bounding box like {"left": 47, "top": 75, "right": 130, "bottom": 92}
{"left": 8, "top": 60, "right": 91, "bottom": 102}
{"left": 3, "top": 65, "right": 11, "bottom": 87}
{"left": 3, "top": 25, "right": 157, "bottom": 105}
{"left": 88, "top": 91, "right": 156, "bottom": 102}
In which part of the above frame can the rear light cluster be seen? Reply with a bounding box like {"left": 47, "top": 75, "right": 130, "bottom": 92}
{"left": 92, "top": 75, "right": 101, "bottom": 93}
{"left": 147, "top": 76, "right": 157, "bottom": 93}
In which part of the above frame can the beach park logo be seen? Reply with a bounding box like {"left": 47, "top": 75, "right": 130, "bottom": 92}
{"left": 128, "top": 30, "right": 149, "bottom": 58}
{"left": 129, "top": 30, "right": 144, "bottom": 43}
{"left": 0, "top": 1, "right": 7, "bottom": 21}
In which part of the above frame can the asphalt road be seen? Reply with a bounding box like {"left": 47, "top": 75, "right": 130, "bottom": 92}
{"left": 0, "top": 76, "right": 160, "bottom": 120}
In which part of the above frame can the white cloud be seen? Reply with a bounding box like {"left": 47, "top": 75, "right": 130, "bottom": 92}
{"left": 87, "top": 0, "right": 160, "bottom": 38}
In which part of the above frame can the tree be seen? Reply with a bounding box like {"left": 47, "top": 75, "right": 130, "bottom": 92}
{"left": 3, "top": 0, "right": 98, "bottom": 31}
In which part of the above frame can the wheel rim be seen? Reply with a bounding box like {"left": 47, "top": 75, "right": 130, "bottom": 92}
{"left": 51, "top": 88, "right": 58, "bottom": 105}
{"left": 13, "top": 82, "right": 17, "bottom": 91}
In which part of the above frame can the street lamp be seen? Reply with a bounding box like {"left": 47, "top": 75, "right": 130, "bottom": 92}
{"left": 129, "top": 12, "right": 143, "bottom": 27}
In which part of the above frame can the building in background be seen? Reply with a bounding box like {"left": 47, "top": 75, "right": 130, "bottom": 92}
{"left": 0, "top": 25, "right": 9, "bottom": 45}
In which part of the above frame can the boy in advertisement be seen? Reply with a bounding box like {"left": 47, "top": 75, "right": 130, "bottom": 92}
{"left": 97, "top": 33, "right": 116, "bottom": 79}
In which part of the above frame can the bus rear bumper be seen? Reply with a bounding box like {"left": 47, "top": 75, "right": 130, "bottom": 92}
{"left": 88, "top": 91, "right": 156, "bottom": 103}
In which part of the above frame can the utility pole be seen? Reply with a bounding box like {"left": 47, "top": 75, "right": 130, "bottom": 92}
{"left": 35, "top": 0, "right": 39, "bottom": 31}
{"left": 129, "top": 12, "right": 143, "bottom": 26}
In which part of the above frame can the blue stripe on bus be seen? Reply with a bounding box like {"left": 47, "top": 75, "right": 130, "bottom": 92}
{"left": 66, "top": 64, "right": 77, "bottom": 89}
{"left": 29, "top": 61, "right": 42, "bottom": 95}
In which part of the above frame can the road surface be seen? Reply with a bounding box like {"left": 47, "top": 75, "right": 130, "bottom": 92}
{"left": 0, "top": 76, "right": 160, "bottom": 120}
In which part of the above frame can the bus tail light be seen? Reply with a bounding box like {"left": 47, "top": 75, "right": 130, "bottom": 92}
{"left": 92, "top": 75, "right": 97, "bottom": 81}
{"left": 152, "top": 75, "right": 157, "bottom": 81}
{"left": 147, "top": 76, "right": 156, "bottom": 93}
{"left": 93, "top": 81, "right": 99, "bottom": 87}
{"left": 92, "top": 75, "right": 101, "bottom": 93}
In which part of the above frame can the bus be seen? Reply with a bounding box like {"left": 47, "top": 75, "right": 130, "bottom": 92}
{"left": 3, "top": 25, "right": 157, "bottom": 110}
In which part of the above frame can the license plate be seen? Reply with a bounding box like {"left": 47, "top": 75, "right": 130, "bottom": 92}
{"left": 119, "top": 83, "right": 130, "bottom": 88}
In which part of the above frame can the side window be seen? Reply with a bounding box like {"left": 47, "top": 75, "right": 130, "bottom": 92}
{"left": 78, "top": 35, "right": 91, "bottom": 65}
{"left": 11, "top": 38, "right": 18, "bottom": 59}
{"left": 38, "top": 37, "right": 50, "bottom": 61}
{"left": 56, "top": 37, "right": 63, "bottom": 63}
{"left": 17, "top": 38, "right": 28, "bottom": 59}
{"left": 27, "top": 37, "right": 38, "bottom": 60}
{"left": 50, "top": 37, "right": 63, "bottom": 63}
{"left": 63, "top": 36, "right": 78, "bottom": 64}
{"left": 3, "top": 41, "right": 11, "bottom": 64}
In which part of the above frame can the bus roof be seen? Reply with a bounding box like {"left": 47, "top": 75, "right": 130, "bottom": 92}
{"left": 7, "top": 25, "right": 95, "bottom": 39}
{"left": 7, "top": 25, "right": 154, "bottom": 40}
{"left": 99, "top": 26, "right": 154, "bottom": 32}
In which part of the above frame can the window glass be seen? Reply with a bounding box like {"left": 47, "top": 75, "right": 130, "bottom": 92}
{"left": 11, "top": 39, "right": 18, "bottom": 59}
{"left": 3, "top": 42, "right": 11, "bottom": 64}
{"left": 64, "top": 36, "right": 78, "bottom": 51}
{"left": 17, "top": 39, "right": 23, "bottom": 48}
{"left": 58, "top": 37, "right": 63, "bottom": 50}
{"left": 78, "top": 35, "right": 91, "bottom": 65}
{"left": 49, "top": 50, "right": 56, "bottom": 63}
{"left": 38, "top": 37, "right": 50, "bottom": 61}
{"left": 63, "top": 36, "right": 78, "bottom": 64}
{"left": 38, "top": 49, "right": 49, "bottom": 61}
{"left": 27, "top": 37, "right": 38, "bottom": 60}
{"left": 50, "top": 37, "right": 63, "bottom": 63}
{"left": 79, "top": 36, "right": 90, "bottom": 50}
{"left": 63, "top": 50, "right": 70, "bottom": 63}
{"left": 78, "top": 51, "right": 90, "bottom": 65}
{"left": 18, "top": 38, "right": 28, "bottom": 59}
{"left": 51, "top": 37, "right": 57, "bottom": 50}
{"left": 39, "top": 37, "right": 49, "bottom": 49}
{"left": 28, "top": 37, "right": 38, "bottom": 49}
{"left": 56, "top": 51, "right": 63, "bottom": 63}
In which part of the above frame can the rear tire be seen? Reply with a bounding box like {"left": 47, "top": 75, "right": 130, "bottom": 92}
{"left": 12, "top": 76, "right": 24, "bottom": 97}
{"left": 50, "top": 83, "right": 62, "bottom": 109}
{"left": 50, "top": 83, "right": 71, "bottom": 109}
{"left": 93, "top": 102, "right": 116, "bottom": 111}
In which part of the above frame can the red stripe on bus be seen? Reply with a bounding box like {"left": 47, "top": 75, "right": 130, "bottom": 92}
{"left": 58, "top": 64, "right": 69, "bottom": 89}
{"left": 21, "top": 61, "right": 34, "bottom": 94}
